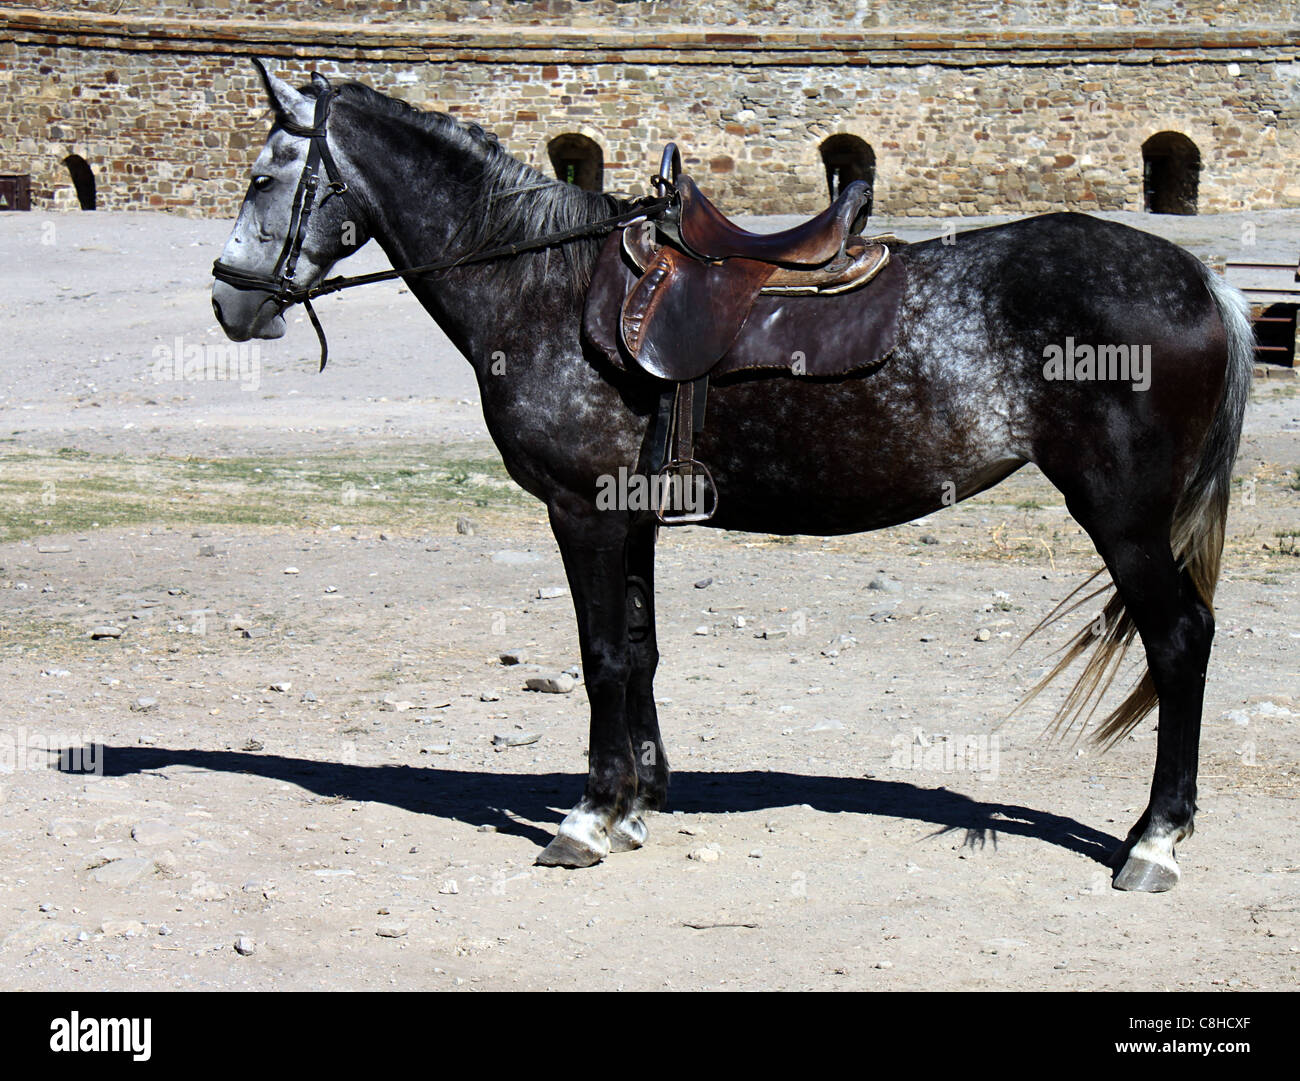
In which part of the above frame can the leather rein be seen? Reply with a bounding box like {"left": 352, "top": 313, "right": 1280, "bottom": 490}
{"left": 212, "top": 79, "right": 669, "bottom": 371}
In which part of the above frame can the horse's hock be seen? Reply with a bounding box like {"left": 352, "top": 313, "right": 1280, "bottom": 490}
{"left": 3, "top": 2, "right": 1299, "bottom": 217}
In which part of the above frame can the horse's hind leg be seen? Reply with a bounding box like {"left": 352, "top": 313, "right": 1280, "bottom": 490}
{"left": 536, "top": 500, "right": 638, "bottom": 868}
{"left": 1072, "top": 510, "right": 1214, "bottom": 892}
{"left": 609, "top": 521, "right": 669, "bottom": 852}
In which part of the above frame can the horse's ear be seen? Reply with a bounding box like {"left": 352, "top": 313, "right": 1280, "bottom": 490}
{"left": 250, "top": 58, "right": 314, "bottom": 128}
{"left": 310, "top": 71, "right": 332, "bottom": 94}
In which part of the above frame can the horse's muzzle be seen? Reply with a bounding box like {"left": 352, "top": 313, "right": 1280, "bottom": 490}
{"left": 212, "top": 282, "right": 287, "bottom": 341}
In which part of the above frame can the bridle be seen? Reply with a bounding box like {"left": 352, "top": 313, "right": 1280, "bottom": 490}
{"left": 213, "top": 73, "right": 668, "bottom": 370}
{"left": 211, "top": 77, "right": 359, "bottom": 367}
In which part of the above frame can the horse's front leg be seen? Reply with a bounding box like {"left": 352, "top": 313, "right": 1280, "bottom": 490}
{"left": 536, "top": 498, "right": 637, "bottom": 868}
{"left": 608, "top": 518, "right": 669, "bottom": 853}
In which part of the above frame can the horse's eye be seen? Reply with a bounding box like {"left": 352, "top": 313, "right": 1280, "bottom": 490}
{"left": 252, "top": 175, "right": 274, "bottom": 192}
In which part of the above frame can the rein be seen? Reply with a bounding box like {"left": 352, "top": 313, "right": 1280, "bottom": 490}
{"left": 212, "top": 77, "right": 669, "bottom": 370}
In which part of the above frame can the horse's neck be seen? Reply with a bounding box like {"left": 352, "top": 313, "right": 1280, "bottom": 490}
{"left": 358, "top": 146, "right": 584, "bottom": 378}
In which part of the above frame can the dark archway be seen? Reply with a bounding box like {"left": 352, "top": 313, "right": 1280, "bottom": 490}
{"left": 63, "top": 154, "right": 96, "bottom": 210}
{"left": 547, "top": 134, "right": 603, "bottom": 193}
{"left": 1142, "top": 132, "right": 1199, "bottom": 215}
{"left": 820, "top": 134, "right": 875, "bottom": 219}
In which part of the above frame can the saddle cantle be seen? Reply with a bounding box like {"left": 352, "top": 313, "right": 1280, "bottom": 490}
{"left": 581, "top": 143, "right": 907, "bottom": 524}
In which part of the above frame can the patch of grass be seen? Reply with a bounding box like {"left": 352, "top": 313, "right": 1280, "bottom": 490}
{"left": 0, "top": 445, "right": 527, "bottom": 543}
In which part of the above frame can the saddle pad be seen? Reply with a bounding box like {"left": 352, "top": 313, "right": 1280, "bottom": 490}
{"left": 583, "top": 226, "right": 907, "bottom": 381}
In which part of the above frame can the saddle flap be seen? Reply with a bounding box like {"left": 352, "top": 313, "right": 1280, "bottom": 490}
{"left": 620, "top": 245, "right": 775, "bottom": 382}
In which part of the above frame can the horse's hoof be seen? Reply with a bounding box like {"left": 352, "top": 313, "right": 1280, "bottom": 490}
{"left": 608, "top": 813, "right": 648, "bottom": 853}
{"left": 536, "top": 833, "right": 606, "bottom": 868}
{"left": 536, "top": 810, "right": 611, "bottom": 868}
{"left": 1113, "top": 853, "right": 1180, "bottom": 892}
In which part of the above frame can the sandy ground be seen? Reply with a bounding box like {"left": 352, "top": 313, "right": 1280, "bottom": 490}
{"left": 0, "top": 208, "right": 1297, "bottom": 991}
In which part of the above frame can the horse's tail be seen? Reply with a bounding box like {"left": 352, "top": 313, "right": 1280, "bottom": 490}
{"left": 1017, "top": 260, "right": 1254, "bottom": 747}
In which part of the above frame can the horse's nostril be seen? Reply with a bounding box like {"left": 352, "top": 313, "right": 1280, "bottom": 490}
{"left": 212, "top": 298, "right": 223, "bottom": 323}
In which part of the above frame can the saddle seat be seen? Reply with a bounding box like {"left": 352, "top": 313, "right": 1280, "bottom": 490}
{"left": 581, "top": 143, "right": 908, "bottom": 524}
{"left": 674, "top": 174, "right": 872, "bottom": 267}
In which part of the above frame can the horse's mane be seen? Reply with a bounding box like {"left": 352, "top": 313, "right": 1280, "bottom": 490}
{"left": 318, "top": 80, "right": 631, "bottom": 299}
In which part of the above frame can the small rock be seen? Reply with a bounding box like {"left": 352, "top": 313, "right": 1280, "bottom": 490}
{"left": 499, "top": 648, "right": 529, "bottom": 666}
{"left": 456, "top": 516, "right": 475, "bottom": 536}
{"left": 479, "top": 689, "right": 502, "bottom": 702}
{"left": 525, "top": 673, "right": 575, "bottom": 694}
{"left": 867, "top": 575, "right": 902, "bottom": 593}
{"left": 99, "top": 919, "right": 146, "bottom": 938}
{"left": 241, "top": 738, "right": 264, "bottom": 752}
{"left": 975, "top": 628, "right": 992, "bottom": 642}
{"left": 233, "top": 936, "right": 255, "bottom": 956}
{"left": 874, "top": 960, "right": 894, "bottom": 970}
{"left": 687, "top": 846, "right": 720, "bottom": 863}
{"left": 131, "top": 820, "right": 187, "bottom": 846}
{"left": 3, "top": 921, "right": 81, "bottom": 950}
{"left": 241, "top": 627, "right": 270, "bottom": 640}
{"left": 536, "top": 586, "right": 568, "bottom": 600}
{"left": 438, "top": 880, "right": 459, "bottom": 895}
{"left": 420, "top": 744, "right": 453, "bottom": 755}
{"left": 376, "top": 924, "right": 409, "bottom": 939}
{"left": 90, "top": 857, "right": 154, "bottom": 887}
{"left": 269, "top": 681, "right": 291, "bottom": 693}
{"left": 491, "top": 551, "right": 540, "bottom": 566}
{"left": 822, "top": 634, "right": 856, "bottom": 657}
{"left": 694, "top": 625, "right": 711, "bottom": 636}
{"left": 379, "top": 698, "right": 414, "bottom": 712}
{"left": 283, "top": 566, "right": 300, "bottom": 575}
{"left": 129, "top": 696, "right": 158, "bottom": 713}
{"left": 694, "top": 578, "right": 713, "bottom": 589}
{"left": 89, "top": 625, "right": 123, "bottom": 640}
{"left": 920, "top": 534, "right": 939, "bottom": 545}
{"left": 492, "top": 731, "right": 542, "bottom": 748}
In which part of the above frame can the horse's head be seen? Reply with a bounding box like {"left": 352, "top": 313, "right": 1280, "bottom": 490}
{"left": 212, "top": 60, "right": 369, "bottom": 343}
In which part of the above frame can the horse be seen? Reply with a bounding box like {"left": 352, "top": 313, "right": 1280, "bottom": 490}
{"left": 211, "top": 63, "right": 1253, "bottom": 892}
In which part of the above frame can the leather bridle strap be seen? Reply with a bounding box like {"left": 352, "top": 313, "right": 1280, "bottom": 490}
{"left": 213, "top": 83, "right": 361, "bottom": 369}
{"left": 213, "top": 78, "right": 671, "bottom": 372}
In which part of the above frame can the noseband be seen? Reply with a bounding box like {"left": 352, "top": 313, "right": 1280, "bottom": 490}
{"left": 212, "top": 80, "right": 359, "bottom": 370}
{"left": 213, "top": 73, "right": 670, "bottom": 371}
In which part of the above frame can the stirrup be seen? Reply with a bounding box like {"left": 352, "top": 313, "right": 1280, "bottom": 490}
{"left": 654, "top": 457, "right": 717, "bottom": 526}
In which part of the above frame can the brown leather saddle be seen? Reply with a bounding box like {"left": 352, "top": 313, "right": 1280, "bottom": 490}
{"left": 583, "top": 144, "right": 906, "bottom": 524}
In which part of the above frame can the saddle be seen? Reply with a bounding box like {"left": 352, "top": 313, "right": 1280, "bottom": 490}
{"left": 583, "top": 143, "right": 906, "bottom": 524}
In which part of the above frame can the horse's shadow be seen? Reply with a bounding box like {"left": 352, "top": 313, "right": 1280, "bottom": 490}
{"left": 59, "top": 746, "right": 1119, "bottom": 866}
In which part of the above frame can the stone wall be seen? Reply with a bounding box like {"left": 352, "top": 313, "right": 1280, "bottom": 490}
{"left": 1, "top": 5, "right": 1298, "bottom": 217}
{"left": 11, "top": 0, "right": 1300, "bottom": 29}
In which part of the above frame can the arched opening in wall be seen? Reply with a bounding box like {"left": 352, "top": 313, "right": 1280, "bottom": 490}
{"left": 1142, "top": 132, "right": 1199, "bottom": 215}
{"left": 820, "top": 135, "right": 875, "bottom": 220}
{"left": 547, "top": 134, "right": 603, "bottom": 193}
{"left": 63, "top": 155, "right": 96, "bottom": 210}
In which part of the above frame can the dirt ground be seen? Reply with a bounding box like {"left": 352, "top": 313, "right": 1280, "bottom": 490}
{"left": 0, "top": 209, "right": 1296, "bottom": 991}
